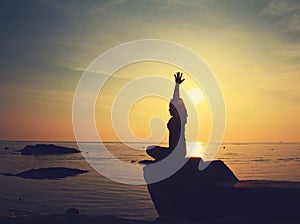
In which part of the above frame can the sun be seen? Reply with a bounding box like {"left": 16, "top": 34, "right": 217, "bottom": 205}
{"left": 188, "top": 88, "right": 205, "bottom": 105}
{"left": 186, "top": 142, "right": 205, "bottom": 158}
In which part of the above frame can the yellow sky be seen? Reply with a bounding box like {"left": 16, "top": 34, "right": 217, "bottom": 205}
{"left": 95, "top": 62, "right": 212, "bottom": 144}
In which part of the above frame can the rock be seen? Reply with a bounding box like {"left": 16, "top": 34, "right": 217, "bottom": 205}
{"left": 138, "top": 159, "right": 155, "bottom": 165}
{"left": 144, "top": 159, "right": 238, "bottom": 184}
{"left": 144, "top": 158, "right": 300, "bottom": 220}
{"left": 65, "top": 207, "right": 79, "bottom": 215}
{"left": 1, "top": 173, "right": 14, "bottom": 177}
{"left": 20, "top": 144, "right": 80, "bottom": 155}
{"left": 2, "top": 167, "right": 88, "bottom": 180}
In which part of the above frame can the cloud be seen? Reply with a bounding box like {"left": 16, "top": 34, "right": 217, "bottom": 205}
{"left": 288, "top": 12, "right": 300, "bottom": 31}
{"left": 260, "top": 0, "right": 300, "bottom": 32}
{"left": 0, "top": 86, "right": 74, "bottom": 112}
{"left": 261, "top": 0, "right": 300, "bottom": 16}
{"left": 275, "top": 43, "right": 300, "bottom": 60}
{"left": 90, "top": 0, "right": 127, "bottom": 15}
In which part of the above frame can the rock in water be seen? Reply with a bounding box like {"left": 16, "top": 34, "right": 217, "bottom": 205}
{"left": 138, "top": 159, "right": 155, "bottom": 165}
{"left": 20, "top": 144, "right": 80, "bottom": 155}
{"left": 2, "top": 167, "right": 88, "bottom": 180}
{"left": 65, "top": 207, "right": 80, "bottom": 215}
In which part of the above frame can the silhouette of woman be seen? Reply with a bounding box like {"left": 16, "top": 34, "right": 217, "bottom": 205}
{"left": 146, "top": 72, "right": 187, "bottom": 161}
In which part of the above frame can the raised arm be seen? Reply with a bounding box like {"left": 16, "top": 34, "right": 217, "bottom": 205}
{"left": 173, "top": 72, "right": 185, "bottom": 99}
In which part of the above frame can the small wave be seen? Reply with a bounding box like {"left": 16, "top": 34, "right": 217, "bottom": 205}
{"left": 250, "top": 159, "right": 270, "bottom": 162}
{"left": 277, "top": 158, "right": 300, "bottom": 162}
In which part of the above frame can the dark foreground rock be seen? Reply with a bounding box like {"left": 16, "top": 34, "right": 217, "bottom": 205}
{"left": 20, "top": 144, "right": 80, "bottom": 155}
{"left": 2, "top": 167, "right": 88, "bottom": 180}
{"left": 144, "top": 158, "right": 300, "bottom": 221}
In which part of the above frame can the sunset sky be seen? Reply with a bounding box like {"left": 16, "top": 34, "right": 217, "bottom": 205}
{"left": 1, "top": 0, "right": 299, "bottom": 142}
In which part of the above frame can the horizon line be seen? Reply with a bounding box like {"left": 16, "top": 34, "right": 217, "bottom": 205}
{"left": 0, "top": 140, "right": 299, "bottom": 144}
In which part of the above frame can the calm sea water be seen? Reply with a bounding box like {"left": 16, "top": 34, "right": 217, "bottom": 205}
{"left": 0, "top": 141, "right": 299, "bottom": 220}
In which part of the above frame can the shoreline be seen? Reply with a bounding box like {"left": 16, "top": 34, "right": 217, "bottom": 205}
{"left": 1, "top": 213, "right": 299, "bottom": 224}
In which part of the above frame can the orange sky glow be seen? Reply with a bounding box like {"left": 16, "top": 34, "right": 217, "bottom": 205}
{"left": 1, "top": 1, "right": 299, "bottom": 143}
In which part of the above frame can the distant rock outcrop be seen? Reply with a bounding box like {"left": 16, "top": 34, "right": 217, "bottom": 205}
{"left": 20, "top": 144, "right": 80, "bottom": 155}
{"left": 2, "top": 167, "right": 88, "bottom": 180}
{"left": 138, "top": 159, "right": 155, "bottom": 165}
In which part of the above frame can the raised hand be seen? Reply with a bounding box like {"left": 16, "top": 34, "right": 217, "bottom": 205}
{"left": 174, "top": 72, "right": 185, "bottom": 84}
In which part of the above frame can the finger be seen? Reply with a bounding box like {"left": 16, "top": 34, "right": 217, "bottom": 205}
{"left": 182, "top": 78, "right": 185, "bottom": 82}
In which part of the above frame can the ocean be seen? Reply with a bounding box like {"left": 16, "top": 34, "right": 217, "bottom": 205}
{"left": 0, "top": 141, "right": 299, "bottom": 221}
